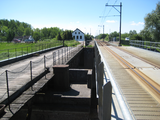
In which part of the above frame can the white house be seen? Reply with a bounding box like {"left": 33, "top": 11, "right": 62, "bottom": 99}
{"left": 72, "top": 28, "right": 85, "bottom": 41}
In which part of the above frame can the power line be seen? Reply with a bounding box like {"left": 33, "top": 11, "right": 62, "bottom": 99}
{"left": 95, "top": 0, "right": 118, "bottom": 36}
{"left": 105, "top": 2, "right": 122, "bottom": 46}
{"left": 102, "top": 0, "right": 118, "bottom": 25}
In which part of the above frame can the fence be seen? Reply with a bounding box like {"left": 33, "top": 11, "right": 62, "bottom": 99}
{"left": 0, "top": 41, "right": 63, "bottom": 61}
{"left": 0, "top": 46, "right": 82, "bottom": 106}
{"left": 130, "top": 40, "right": 160, "bottom": 52}
{"left": 94, "top": 41, "right": 133, "bottom": 120}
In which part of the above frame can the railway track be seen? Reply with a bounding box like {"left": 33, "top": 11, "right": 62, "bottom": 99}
{"left": 96, "top": 41, "right": 160, "bottom": 120}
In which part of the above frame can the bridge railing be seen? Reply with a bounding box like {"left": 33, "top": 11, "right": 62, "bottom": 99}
{"left": 94, "top": 41, "right": 133, "bottom": 120}
{"left": 0, "top": 41, "right": 63, "bottom": 61}
{"left": 130, "top": 40, "right": 160, "bottom": 52}
{"left": 0, "top": 46, "right": 82, "bottom": 106}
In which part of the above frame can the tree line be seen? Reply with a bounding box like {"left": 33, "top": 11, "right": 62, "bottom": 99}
{"left": 140, "top": 2, "right": 160, "bottom": 42}
{"left": 0, "top": 19, "right": 74, "bottom": 42}
{"left": 95, "top": 30, "right": 142, "bottom": 41}
{"left": 0, "top": 19, "right": 93, "bottom": 42}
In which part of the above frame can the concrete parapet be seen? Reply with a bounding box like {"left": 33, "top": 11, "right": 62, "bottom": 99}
{"left": 69, "top": 69, "right": 88, "bottom": 84}
{"left": 52, "top": 65, "right": 70, "bottom": 91}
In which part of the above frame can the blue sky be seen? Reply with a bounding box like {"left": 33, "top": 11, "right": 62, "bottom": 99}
{"left": 0, "top": 0, "right": 159, "bottom": 36}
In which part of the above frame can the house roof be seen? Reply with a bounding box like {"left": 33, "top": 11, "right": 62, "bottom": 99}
{"left": 72, "top": 28, "right": 85, "bottom": 35}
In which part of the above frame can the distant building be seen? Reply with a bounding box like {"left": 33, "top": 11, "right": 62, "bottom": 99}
{"left": 72, "top": 28, "right": 85, "bottom": 41}
{"left": 125, "top": 37, "right": 129, "bottom": 41}
{"left": 13, "top": 35, "right": 34, "bottom": 41}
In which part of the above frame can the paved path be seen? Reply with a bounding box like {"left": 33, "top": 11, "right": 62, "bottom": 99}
{"left": 0, "top": 47, "right": 79, "bottom": 104}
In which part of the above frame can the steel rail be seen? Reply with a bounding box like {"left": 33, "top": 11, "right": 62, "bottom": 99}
{"left": 98, "top": 40, "right": 160, "bottom": 100}
{"left": 95, "top": 41, "right": 133, "bottom": 120}
{"left": 103, "top": 45, "right": 160, "bottom": 94}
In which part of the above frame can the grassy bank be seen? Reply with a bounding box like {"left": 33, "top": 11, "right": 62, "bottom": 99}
{"left": 0, "top": 39, "right": 80, "bottom": 61}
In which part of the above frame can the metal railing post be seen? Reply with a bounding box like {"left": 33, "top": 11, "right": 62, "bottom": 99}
{"left": 15, "top": 48, "right": 17, "bottom": 58}
{"left": 27, "top": 46, "right": 28, "bottom": 55}
{"left": 103, "top": 81, "right": 112, "bottom": 120}
{"left": 53, "top": 52, "right": 54, "bottom": 66}
{"left": 65, "top": 47, "right": 66, "bottom": 62}
{"left": 44, "top": 55, "right": 46, "bottom": 69}
{"left": 22, "top": 47, "right": 23, "bottom": 56}
{"left": 58, "top": 50, "right": 60, "bottom": 65}
{"left": 8, "top": 49, "right": 9, "bottom": 59}
{"left": 5, "top": 70, "right": 10, "bottom": 109}
{"left": 62, "top": 49, "right": 63, "bottom": 64}
{"left": 67, "top": 47, "right": 68, "bottom": 60}
{"left": 30, "top": 61, "right": 33, "bottom": 90}
{"left": 97, "top": 62, "right": 104, "bottom": 120}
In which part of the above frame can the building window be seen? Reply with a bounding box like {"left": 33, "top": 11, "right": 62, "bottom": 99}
{"left": 77, "top": 36, "right": 79, "bottom": 39}
{"left": 75, "top": 32, "right": 77, "bottom": 34}
{"left": 78, "top": 32, "right": 80, "bottom": 34}
{"left": 80, "top": 36, "right": 82, "bottom": 39}
{"left": 73, "top": 36, "right": 75, "bottom": 39}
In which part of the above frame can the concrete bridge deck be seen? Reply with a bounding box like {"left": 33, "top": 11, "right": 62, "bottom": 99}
{"left": 0, "top": 46, "right": 83, "bottom": 119}
{"left": 98, "top": 44, "right": 160, "bottom": 120}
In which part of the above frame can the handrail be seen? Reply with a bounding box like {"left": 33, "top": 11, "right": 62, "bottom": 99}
{"left": 95, "top": 41, "right": 133, "bottom": 120}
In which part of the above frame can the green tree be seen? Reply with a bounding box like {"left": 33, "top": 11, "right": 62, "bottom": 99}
{"left": 121, "top": 33, "right": 129, "bottom": 40}
{"left": 56, "top": 32, "right": 62, "bottom": 40}
{"left": 140, "top": 29, "right": 151, "bottom": 41}
{"left": 41, "top": 27, "right": 48, "bottom": 39}
{"left": 143, "top": 2, "right": 160, "bottom": 41}
{"left": 17, "top": 24, "right": 24, "bottom": 36}
{"left": 6, "top": 29, "right": 15, "bottom": 42}
{"left": 129, "top": 30, "right": 137, "bottom": 39}
{"left": 85, "top": 34, "right": 92, "bottom": 40}
{"left": 24, "top": 28, "right": 31, "bottom": 36}
{"left": 110, "top": 31, "right": 119, "bottom": 37}
{"left": 33, "top": 31, "right": 40, "bottom": 42}
{"left": 130, "top": 34, "right": 142, "bottom": 40}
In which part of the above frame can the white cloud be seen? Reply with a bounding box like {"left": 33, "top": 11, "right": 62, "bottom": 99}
{"left": 131, "top": 21, "right": 144, "bottom": 26}
{"left": 106, "top": 20, "right": 117, "bottom": 23}
{"left": 76, "top": 21, "right": 80, "bottom": 23}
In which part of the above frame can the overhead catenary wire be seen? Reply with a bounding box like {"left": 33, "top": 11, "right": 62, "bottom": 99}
{"left": 96, "top": 0, "right": 118, "bottom": 36}
{"left": 101, "top": 0, "right": 118, "bottom": 25}
{"left": 96, "top": 0, "right": 118, "bottom": 35}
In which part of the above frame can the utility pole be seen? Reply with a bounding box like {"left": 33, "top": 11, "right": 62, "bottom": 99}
{"left": 106, "top": 2, "right": 122, "bottom": 46}
{"left": 103, "top": 25, "right": 104, "bottom": 42}
{"left": 98, "top": 25, "right": 104, "bottom": 41}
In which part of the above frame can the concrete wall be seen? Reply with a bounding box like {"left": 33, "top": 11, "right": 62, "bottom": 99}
{"left": 69, "top": 69, "right": 88, "bottom": 84}
{"left": 83, "top": 48, "right": 94, "bottom": 69}
{"left": 67, "top": 48, "right": 94, "bottom": 69}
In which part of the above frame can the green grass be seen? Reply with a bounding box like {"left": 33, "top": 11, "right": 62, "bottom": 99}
{"left": 86, "top": 45, "right": 93, "bottom": 48}
{"left": 64, "top": 40, "right": 80, "bottom": 47}
{"left": 0, "top": 39, "right": 80, "bottom": 61}
{"left": 122, "top": 44, "right": 130, "bottom": 46}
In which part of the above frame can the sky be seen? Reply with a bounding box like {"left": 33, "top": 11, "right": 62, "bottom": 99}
{"left": 0, "top": 0, "right": 159, "bottom": 36}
